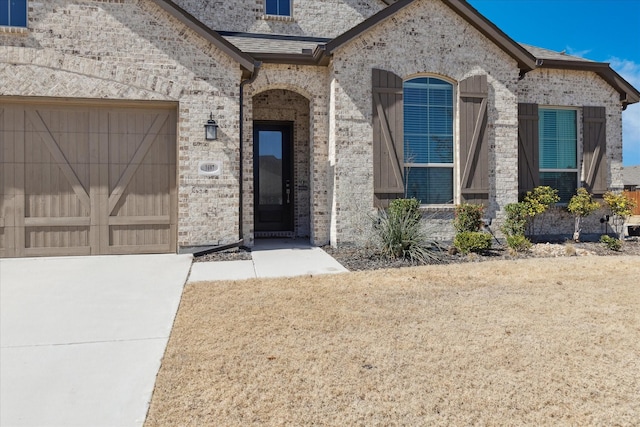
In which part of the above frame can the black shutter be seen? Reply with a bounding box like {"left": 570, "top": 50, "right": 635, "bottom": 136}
{"left": 583, "top": 106, "right": 607, "bottom": 196}
{"left": 460, "top": 75, "right": 489, "bottom": 206}
{"left": 518, "top": 103, "right": 539, "bottom": 199}
{"left": 372, "top": 68, "right": 404, "bottom": 207}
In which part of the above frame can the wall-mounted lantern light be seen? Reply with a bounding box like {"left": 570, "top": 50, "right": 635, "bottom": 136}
{"left": 204, "top": 113, "right": 218, "bottom": 140}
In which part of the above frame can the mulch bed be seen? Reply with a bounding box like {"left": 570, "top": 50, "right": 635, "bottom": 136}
{"left": 194, "top": 238, "right": 640, "bottom": 271}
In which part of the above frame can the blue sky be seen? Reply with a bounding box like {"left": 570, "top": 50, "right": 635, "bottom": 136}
{"left": 467, "top": 0, "right": 640, "bottom": 166}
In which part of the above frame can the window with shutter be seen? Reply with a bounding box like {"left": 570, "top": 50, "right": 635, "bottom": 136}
{"left": 539, "top": 108, "right": 578, "bottom": 202}
{"left": 403, "top": 77, "right": 454, "bottom": 204}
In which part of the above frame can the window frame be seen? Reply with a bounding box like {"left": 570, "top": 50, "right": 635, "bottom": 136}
{"left": 538, "top": 106, "right": 579, "bottom": 203}
{"left": 402, "top": 75, "right": 456, "bottom": 207}
{"left": 0, "top": 0, "right": 28, "bottom": 28}
{"left": 264, "top": 0, "right": 292, "bottom": 17}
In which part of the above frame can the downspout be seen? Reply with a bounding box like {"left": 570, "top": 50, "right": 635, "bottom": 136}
{"left": 238, "top": 62, "right": 262, "bottom": 244}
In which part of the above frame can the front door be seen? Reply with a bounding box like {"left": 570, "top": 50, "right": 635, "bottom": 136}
{"left": 254, "top": 122, "right": 293, "bottom": 234}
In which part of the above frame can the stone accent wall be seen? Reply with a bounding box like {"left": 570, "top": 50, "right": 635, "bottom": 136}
{"left": 0, "top": 0, "right": 245, "bottom": 248}
{"left": 244, "top": 63, "right": 331, "bottom": 246}
{"left": 328, "top": 0, "right": 521, "bottom": 244}
{"left": 172, "top": 0, "right": 386, "bottom": 38}
{"left": 253, "top": 89, "right": 311, "bottom": 238}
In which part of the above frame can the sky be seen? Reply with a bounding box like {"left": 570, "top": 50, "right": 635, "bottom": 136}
{"left": 467, "top": 0, "right": 640, "bottom": 166}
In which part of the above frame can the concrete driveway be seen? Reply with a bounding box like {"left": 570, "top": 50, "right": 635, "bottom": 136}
{"left": 0, "top": 254, "right": 192, "bottom": 427}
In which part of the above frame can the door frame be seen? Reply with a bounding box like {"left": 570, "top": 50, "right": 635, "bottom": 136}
{"left": 253, "top": 120, "right": 294, "bottom": 236}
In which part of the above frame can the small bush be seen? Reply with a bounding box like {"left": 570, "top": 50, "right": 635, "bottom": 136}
{"left": 506, "top": 234, "right": 532, "bottom": 252}
{"left": 565, "top": 244, "right": 577, "bottom": 257}
{"left": 567, "top": 188, "right": 600, "bottom": 241}
{"left": 454, "top": 231, "right": 492, "bottom": 254}
{"left": 501, "top": 202, "right": 529, "bottom": 237}
{"left": 603, "top": 191, "right": 637, "bottom": 240}
{"left": 388, "top": 198, "right": 422, "bottom": 224}
{"left": 523, "top": 186, "right": 560, "bottom": 216}
{"left": 373, "top": 208, "right": 440, "bottom": 263}
{"left": 600, "top": 235, "right": 622, "bottom": 251}
{"left": 522, "top": 186, "right": 560, "bottom": 238}
{"left": 453, "top": 203, "right": 484, "bottom": 233}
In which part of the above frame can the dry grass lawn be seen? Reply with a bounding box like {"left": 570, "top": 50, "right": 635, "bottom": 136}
{"left": 146, "top": 257, "right": 640, "bottom": 426}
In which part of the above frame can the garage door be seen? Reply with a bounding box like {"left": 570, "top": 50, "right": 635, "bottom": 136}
{"left": 0, "top": 100, "right": 177, "bottom": 257}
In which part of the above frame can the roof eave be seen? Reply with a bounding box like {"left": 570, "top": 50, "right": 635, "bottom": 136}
{"left": 151, "top": 0, "right": 256, "bottom": 73}
{"left": 537, "top": 59, "right": 640, "bottom": 107}
{"left": 250, "top": 52, "right": 319, "bottom": 66}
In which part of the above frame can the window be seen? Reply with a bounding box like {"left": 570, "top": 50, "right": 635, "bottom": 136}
{"left": 265, "top": 0, "right": 291, "bottom": 16}
{"left": 403, "top": 77, "right": 454, "bottom": 204}
{"left": 539, "top": 108, "right": 578, "bottom": 202}
{"left": 0, "top": 0, "right": 27, "bottom": 27}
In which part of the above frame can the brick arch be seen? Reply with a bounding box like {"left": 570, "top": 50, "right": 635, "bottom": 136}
{"left": 402, "top": 71, "right": 457, "bottom": 85}
{"left": 250, "top": 84, "right": 314, "bottom": 103}
{"left": 250, "top": 88, "right": 312, "bottom": 239}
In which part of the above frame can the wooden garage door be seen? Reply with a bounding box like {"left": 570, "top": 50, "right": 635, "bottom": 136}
{"left": 0, "top": 100, "right": 177, "bottom": 257}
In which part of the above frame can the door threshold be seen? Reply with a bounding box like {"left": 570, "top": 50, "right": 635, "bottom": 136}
{"left": 254, "top": 231, "right": 295, "bottom": 238}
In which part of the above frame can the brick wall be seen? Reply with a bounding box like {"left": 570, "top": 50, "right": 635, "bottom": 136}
{"left": 172, "top": 0, "right": 386, "bottom": 38}
{"left": 0, "top": 0, "right": 245, "bottom": 247}
{"left": 327, "top": 0, "right": 521, "bottom": 244}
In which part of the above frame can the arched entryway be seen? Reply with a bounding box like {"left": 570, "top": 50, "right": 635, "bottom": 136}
{"left": 252, "top": 89, "right": 311, "bottom": 238}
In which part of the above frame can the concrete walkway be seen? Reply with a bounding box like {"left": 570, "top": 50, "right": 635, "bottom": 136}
{"left": 0, "top": 254, "right": 192, "bottom": 427}
{"left": 0, "top": 240, "right": 347, "bottom": 426}
{"left": 188, "top": 238, "right": 348, "bottom": 283}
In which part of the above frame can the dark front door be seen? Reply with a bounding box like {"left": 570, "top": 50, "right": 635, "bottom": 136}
{"left": 254, "top": 122, "right": 293, "bottom": 233}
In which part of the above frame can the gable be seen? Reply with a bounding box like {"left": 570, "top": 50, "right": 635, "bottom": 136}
{"left": 324, "top": 0, "right": 537, "bottom": 73}
{"left": 169, "top": 0, "right": 389, "bottom": 39}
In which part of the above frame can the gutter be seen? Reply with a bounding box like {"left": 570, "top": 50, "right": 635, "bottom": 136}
{"left": 238, "top": 62, "right": 262, "bottom": 243}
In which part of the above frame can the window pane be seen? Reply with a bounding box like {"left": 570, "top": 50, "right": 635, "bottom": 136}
{"left": 258, "top": 131, "right": 283, "bottom": 205}
{"left": 403, "top": 77, "right": 454, "bottom": 203}
{"left": 428, "top": 135, "right": 453, "bottom": 163}
{"left": 279, "top": 0, "right": 291, "bottom": 16}
{"left": 405, "top": 167, "right": 453, "bottom": 204}
{"left": 1, "top": 0, "right": 26, "bottom": 27}
{"left": 539, "top": 109, "right": 577, "bottom": 169}
{"left": 404, "top": 134, "right": 428, "bottom": 163}
{"left": 540, "top": 172, "right": 577, "bottom": 203}
{"left": 1, "top": 0, "right": 9, "bottom": 26}
{"left": 265, "top": 0, "right": 278, "bottom": 15}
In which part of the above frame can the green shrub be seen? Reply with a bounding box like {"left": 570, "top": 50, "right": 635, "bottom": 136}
{"left": 506, "top": 234, "right": 532, "bottom": 252}
{"left": 603, "top": 191, "right": 637, "bottom": 240}
{"left": 567, "top": 188, "right": 601, "bottom": 241}
{"left": 600, "top": 235, "right": 622, "bottom": 251}
{"left": 454, "top": 231, "right": 492, "bottom": 254}
{"left": 522, "top": 186, "right": 560, "bottom": 238}
{"left": 453, "top": 203, "right": 484, "bottom": 233}
{"left": 523, "top": 186, "right": 560, "bottom": 216}
{"left": 501, "top": 202, "right": 529, "bottom": 237}
{"left": 388, "top": 198, "right": 421, "bottom": 224}
{"left": 373, "top": 208, "right": 440, "bottom": 263}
